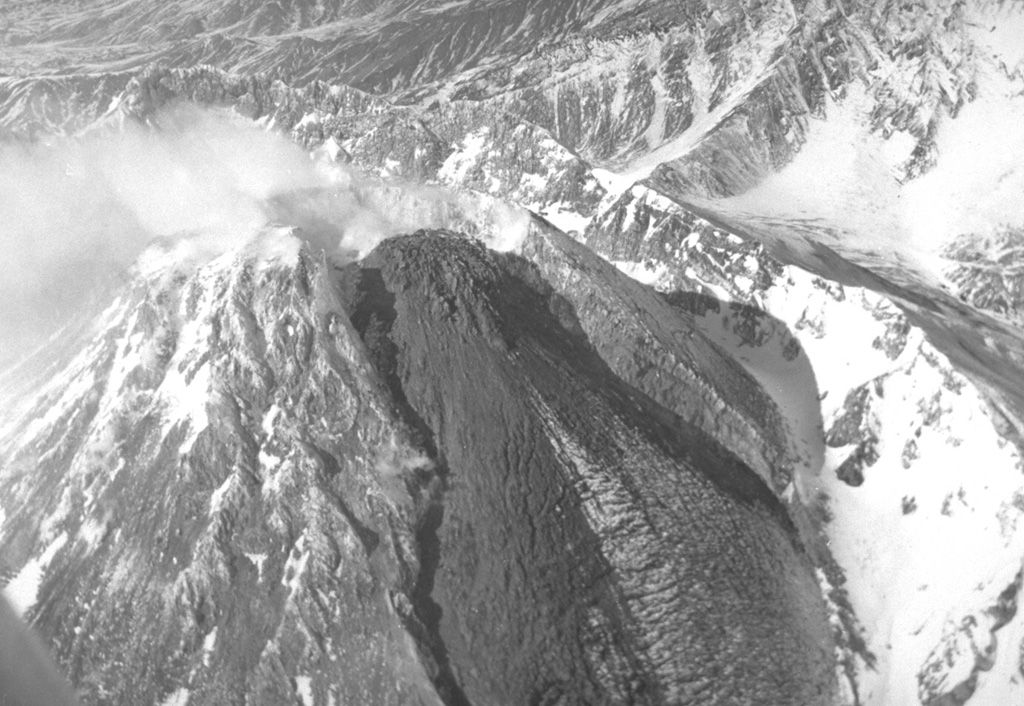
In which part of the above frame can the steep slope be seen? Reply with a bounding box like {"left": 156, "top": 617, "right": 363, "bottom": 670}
{"left": 518, "top": 221, "right": 798, "bottom": 492}
{"left": 0, "top": 229, "right": 448, "bottom": 706}
{"left": 343, "top": 231, "right": 837, "bottom": 705}
{"left": 0, "top": 228, "right": 838, "bottom": 704}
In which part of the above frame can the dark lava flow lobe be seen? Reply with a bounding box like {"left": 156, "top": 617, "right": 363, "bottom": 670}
{"left": 342, "top": 233, "right": 837, "bottom": 706}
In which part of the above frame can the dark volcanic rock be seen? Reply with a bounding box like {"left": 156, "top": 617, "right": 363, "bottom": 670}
{"left": 826, "top": 386, "right": 881, "bottom": 487}
{"left": 343, "top": 232, "right": 837, "bottom": 705}
{"left": 520, "top": 221, "right": 797, "bottom": 493}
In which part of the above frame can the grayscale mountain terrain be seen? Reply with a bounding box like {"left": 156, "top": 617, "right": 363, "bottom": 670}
{"left": 2, "top": 1, "right": 1024, "bottom": 705}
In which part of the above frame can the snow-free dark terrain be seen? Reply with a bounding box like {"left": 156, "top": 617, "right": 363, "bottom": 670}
{"left": 2, "top": 1, "right": 1024, "bottom": 705}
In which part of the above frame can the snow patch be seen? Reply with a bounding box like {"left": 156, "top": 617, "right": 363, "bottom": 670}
{"left": 296, "top": 112, "right": 321, "bottom": 129}
{"left": 159, "top": 688, "right": 190, "bottom": 706}
{"left": 968, "top": 5, "right": 1024, "bottom": 72}
{"left": 611, "top": 260, "right": 669, "bottom": 287}
{"left": 539, "top": 203, "right": 590, "bottom": 235}
{"left": 245, "top": 552, "right": 268, "bottom": 581}
{"left": 282, "top": 533, "right": 308, "bottom": 600}
{"left": 259, "top": 450, "right": 283, "bottom": 471}
{"left": 296, "top": 676, "right": 313, "bottom": 706}
{"left": 262, "top": 404, "right": 282, "bottom": 437}
{"left": 3, "top": 532, "right": 68, "bottom": 617}
{"left": 438, "top": 128, "right": 489, "bottom": 184}
{"left": 208, "top": 474, "right": 236, "bottom": 516}
{"left": 722, "top": 88, "right": 906, "bottom": 257}
{"left": 319, "top": 136, "right": 342, "bottom": 162}
{"left": 158, "top": 359, "right": 211, "bottom": 454}
{"left": 713, "top": 69, "right": 1024, "bottom": 286}
{"left": 591, "top": 167, "right": 635, "bottom": 200}
{"left": 763, "top": 272, "right": 899, "bottom": 396}
{"left": 202, "top": 627, "right": 217, "bottom": 667}
{"left": 79, "top": 517, "right": 107, "bottom": 549}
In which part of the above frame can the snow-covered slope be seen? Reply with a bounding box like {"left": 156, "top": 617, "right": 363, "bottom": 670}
{"left": 0, "top": 228, "right": 449, "bottom": 705}
{"left": 588, "top": 181, "right": 1024, "bottom": 706}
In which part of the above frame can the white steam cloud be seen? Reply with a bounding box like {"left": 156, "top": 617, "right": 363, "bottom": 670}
{"left": 0, "top": 105, "right": 320, "bottom": 365}
{"left": 0, "top": 104, "right": 533, "bottom": 367}
{"left": 375, "top": 433, "right": 435, "bottom": 479}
